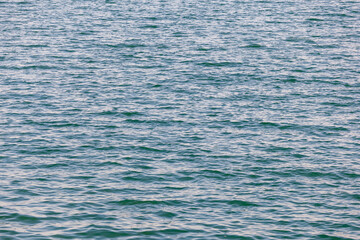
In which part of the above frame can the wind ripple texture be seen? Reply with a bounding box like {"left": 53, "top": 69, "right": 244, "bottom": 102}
{"left": 0, "top": 0, "right": 359, "bottom": 239}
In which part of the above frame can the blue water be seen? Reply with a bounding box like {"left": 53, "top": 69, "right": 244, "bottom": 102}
{"left": 1, "top": 0, "right": 359, "bottom": 239}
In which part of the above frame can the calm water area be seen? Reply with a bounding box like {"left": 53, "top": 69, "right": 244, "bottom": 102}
{"left": 0, "top": 0, "right": 359, "bottom": 239}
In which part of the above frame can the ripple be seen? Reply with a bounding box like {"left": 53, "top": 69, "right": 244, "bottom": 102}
{"left": 108, "top": 199, "right": 183, "bottom": 206}
{"left": 0, "top": 213, "right": 41, "bottom": 224}
{"left": 1, "top": 0, "right": 359, "bottom": 239}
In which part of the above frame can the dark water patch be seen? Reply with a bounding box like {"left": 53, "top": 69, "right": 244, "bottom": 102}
{"left": 306, "top": 18, "right": 325, "bottom": 22}
{"left": 130, "top": 164, "right": 154, "bottom": 170}
{"left": 50, "top": 233, "right": 79, "bottom": 239}
{"left": 277, "top": 123, "right": 350, "bottom": 135}
{"left": 74, "top": 225, "right": 132, "bottom": 238}
{"left": 67, "top": 213, "right": 117, "bottom": 221}
{"left": 124, "top": 119, "right": 146, "bottom": 124}
{"left": 200, "top": 169, "right": 236, "bottom": 179}
{"left": 341, "top": 192, "right": 360, "bottom": 201}
{"left": 18, "top": 1, "right": 33, "bottom": 4}
{"left": 2, "top": 196, "right": 29, "bottom": 202}
{"left": 196, "top": 47, "right": 211, "bottom": 51}
{"left": 147, "top": 83, "right": 163, "bottom": 88}
{"left": 265, "top": 146, "right": 293, "bottom": 153}
{"left": 269, "top": 168, "right": 343, "bottom": 180}
{"left": 140, "top": 25, "right": 159, "bottom": 29}
{"left": 137, "top": 146, "right": 171, "bottom": 153}
{"left": 32, "top": 163, "right": 69, "bottom": 169}
{"left": 243, "top": 43, "right": 264, "bottom": 48}
{"left": 156, "top": 210, "right": 177, "bottom": 219}
{"left": 260, "top": 121, "right": 280, "bottom": 128}
{"left": 339, "top": 172, "right": 360, "bottom": 179}
{"left": 320, "top": 101, "right": 355, "bottom": 107}
{"left": 46, "top": 122, "right": 81, "bottom": 128}
{"left": 292, "top": 153, "right": 308, "bottom": 159}
{"left": 95, "top": 161, "right": 123, "bottom": 167}
{"left": 121, "top": 111, "right": 143, "bottom": 117}
{"left": 96, "top": 188, "right": 130, "bottom": 194}
{"left": 13, "top": 189, "right": 39, "bottom": 196}
{"left": 94, "top": 146, "right": 117, "bottom": 151}
{"left": 33, "top": 177, "right": 50, "bottom": 182}
{"left": 122, "top": 175, "right": 167, "bottom": 182}
{"left": 314, "top": 44, "right": 339, "bottom": 49}
{"left": 78, "top": 31, "right": 98, "bottom": 36}
{"left": 100, "top": 124, "right": 119, "bottom": 130}
{"left": 162, "top": 186, "right": 189, "bottom": 190}
{"left": 282, "top": 77, "right": 298, "bottom": 83}
{"left": 176, "top": 175, "right": 193, "bottom": 181}
{"left": 19, "top": 44, "right": 49, "bottom": 48}
{"left": 226, "top": 200, "right": 259, "bottom": 207}
{"left": 0, "top": 213, "right": 41, "bottom": 224}
{"left": 69, "top": 175, "right": 96, "bottom": 180}
{"left": 97, "top": 110, "right": 119, "bottom": 116}
{"left": 0, "top": 230, "right": 19, "bottom": 239}
{"left": 208, "top": 154, "right": 241, "bottom": 160}
{"left": 316, "top": 234, "right": 353, "bottom": 240}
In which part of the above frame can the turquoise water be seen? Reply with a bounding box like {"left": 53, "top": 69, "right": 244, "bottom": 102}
{"left": 1, "top": 0, "right": 359, "bottom": 239}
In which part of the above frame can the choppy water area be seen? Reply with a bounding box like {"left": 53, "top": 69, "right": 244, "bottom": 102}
{"left": 1, "top": 0, "right": 359, "bottom": 239}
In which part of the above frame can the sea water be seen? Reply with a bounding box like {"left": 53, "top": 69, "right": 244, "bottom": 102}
{"left": 0, "top": 0, "right": 359, "bottom": 239}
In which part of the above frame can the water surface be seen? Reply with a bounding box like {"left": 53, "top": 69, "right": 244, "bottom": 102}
{"left": 0, "top": 0, "right": 359, "bottom": 239}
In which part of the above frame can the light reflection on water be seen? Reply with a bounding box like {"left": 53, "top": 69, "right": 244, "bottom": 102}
{"left": 0, "top": 0, "right": 359, "bottom": 239}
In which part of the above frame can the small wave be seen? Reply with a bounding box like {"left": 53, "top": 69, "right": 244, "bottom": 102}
{"left": 139, "top": 25, "right": 159, "bottom": 29}
{"left": 226, "top": 200, "right": 259, "bottom": 207}
{"left": 242, "top": 43, "right": 264, "bottom": 48}
{"left": 198, "top": 62, "right": 242, "bottom": 67}
{"left": 95, "top": 161, "right": 123, "bottom": 167}
{"left": 306, "top": 18, "right": 325, "bottom": 21}
{"left": 104, "top": 43, "right": 146, "bottom": 48}
{"left": 0, "top": 213, "right": 41, "bottom": 224}
{"left": 108, "top": 199, "right": 182, "bottom": 206}
{"left": 74, "top": 225, "right": 132, "bottom": 238}
{"left": 139, "top": 228, "right": 190, "bottom": 236}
